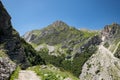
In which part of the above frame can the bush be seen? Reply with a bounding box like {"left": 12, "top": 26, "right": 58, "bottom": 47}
{"left": 104, "top": 42, "right": 109, "bottom": 48}
{"left": 20, "top": 38, "right": 45, "bottom": 66}
{"left": 38, "top": 45, "right": 97, "bottom": 77}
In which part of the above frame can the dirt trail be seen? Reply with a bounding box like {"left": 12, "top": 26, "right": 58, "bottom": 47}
{"left": 80, "top": 43, "right": 120, "bottom": 80}
{"left": 18, "top": 70, "right": 40, "bottom": 80}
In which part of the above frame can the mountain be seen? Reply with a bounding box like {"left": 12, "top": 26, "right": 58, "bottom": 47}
{"left": 23, "top": 20, "right": 120, "bottom": 80}
{"left": 0, "top": 1, "right": 44, "bottom": 80}
{"left": 23, "top": 20, "right": 102, "bottom": 77}
{"left": 23, "top": 20, "right": 101, "bottom": 55}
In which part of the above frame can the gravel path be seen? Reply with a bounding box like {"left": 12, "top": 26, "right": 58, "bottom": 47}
{"left": 18, "top": 70, "right": 40, "bottom": 80}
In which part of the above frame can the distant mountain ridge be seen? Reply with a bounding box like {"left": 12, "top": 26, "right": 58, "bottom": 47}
{"left": 23, "top": 20, "right": 102, "bottom": 77}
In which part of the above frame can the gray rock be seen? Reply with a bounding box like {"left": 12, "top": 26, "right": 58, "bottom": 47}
{"left": 0, "top": 57, "right": 16, "bottom": 80}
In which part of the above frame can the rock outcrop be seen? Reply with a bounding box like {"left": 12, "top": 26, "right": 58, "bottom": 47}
{"left": 0, "top": 1, "right": 12, "bottom": 37}
{"left": 101, "top": 23, "right": 120, "bottom": 42}
{"left": 80, "top": 43, "right": 120, "bottom": 80}
{"left": 23, "top": 31, "right": 37, "bottom": 43}
{"left": 77, "top": 35, "right": 102, "bottom": 54}
{"left": 101, "top": 23, "right": 120, "bottom": 58}
{"left": 0, "top": 57, "right": 16, "bottom": 80}
{"left": 0, "top": 1, "right": 44, "bottom": 79}
{"left": 0, "top": 1, "right": 30, "bottom": 68}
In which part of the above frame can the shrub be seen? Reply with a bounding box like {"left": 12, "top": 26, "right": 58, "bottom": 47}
{"left": 104, "top": 42, "right": 109, "bottom": 48}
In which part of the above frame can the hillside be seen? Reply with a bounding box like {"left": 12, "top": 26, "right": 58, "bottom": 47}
{"left": 23, "top": 20, "right": 120, "bottom": 80}
{"left": 80, "top": 23, "right": 120, "bottom": 80}
{"left": 0, "top": 1, "right": 44, "bottom": 80}
{"left": 23, "top": 20, "right": 100, "bottom": 56}
{"left": 23, "top": 20, "right": 102, "bottom": 77}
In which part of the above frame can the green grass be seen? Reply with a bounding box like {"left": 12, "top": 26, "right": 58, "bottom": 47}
{"left": 28, "top": 65, "right": 79, "bottom": 80}
{"left": 114, "top": 44, "right": 120, "bottom": 58}
{"left": 10, "top": 66, "right": 21, "bottom": 80}
{"left": 30, "top": 43, "right": 38, "bottom": 48}
{"left": 0, "top": 50, "right": 7, "bottom": 57}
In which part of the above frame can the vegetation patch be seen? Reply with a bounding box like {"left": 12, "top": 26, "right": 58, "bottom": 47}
{"left": 38, "top": 45, "right": 98, "bottom": 77}
{"left": 28, "top": 65, "right": 79, "bottom": 80}
{"left": 104, "top": 42, "right": 109, "bottom": 48}
{"left": 114, "top": 44, "right": 120, "bottom": 58}
{"left": 0, "top": 50, "right": 7, "bottom": 57}
{"left": 20, "top": 38, "right": 45, "bottom": 66}
{"left": 10, "top": 66, "right": 21, "bottom": 80}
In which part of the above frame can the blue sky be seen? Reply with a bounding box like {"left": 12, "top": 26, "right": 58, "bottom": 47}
{"left": 2, "top": 0, "right": 120, "bottom": 35}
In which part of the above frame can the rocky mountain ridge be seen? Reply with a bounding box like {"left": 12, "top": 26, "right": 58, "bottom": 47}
{"left": 80, "top": 24, "right": 120, "bottom": 80}
{"left": 23, "top": 20, "right": 102, "bottom": 77}
{"left": 23, "top": 20, "right": 120, "bottom": 80}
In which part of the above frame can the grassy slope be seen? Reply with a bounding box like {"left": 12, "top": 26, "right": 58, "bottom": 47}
{"left": 28, "top": 65, "right": 79, "bottom": 80}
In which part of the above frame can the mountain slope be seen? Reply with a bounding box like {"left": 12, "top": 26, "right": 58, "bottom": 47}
{"left": 0, "top": 1, "right": 44, "bottom": 79}
{"left": 27, "top": 65, "right": 79, "bottom": 80}
{"left": 80, "top": 24, "right": 120, "bottom": 80}
{"left": 80, "top": 42, "right": 120, "bottom": 80}
{"left": 23, "top": 21, "right": 102, "bottom": 77}
{"left": 23, "top": 20, "right": 100, "bottom": 56}
{"left": 23, "top": 22, "right": 120, "bottom": 80}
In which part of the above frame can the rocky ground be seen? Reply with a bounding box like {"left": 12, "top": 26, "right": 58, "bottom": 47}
{"left": 80, "top": 42, "right": 120, "bottom": 80}
{"left": 0, "top": 57, "right": 16, "bottom": 80}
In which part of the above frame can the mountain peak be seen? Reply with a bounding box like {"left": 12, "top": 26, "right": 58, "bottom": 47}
{"left": 51, "top": 20, "right": 68, "bottom": 27}
{"left": 101, "top": 23, "right": 120, "bottom": 41}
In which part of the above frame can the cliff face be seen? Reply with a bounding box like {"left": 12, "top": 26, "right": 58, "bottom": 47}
{"left": 101, "top": 23, "right": 120, "bottom": 42}
{"left": 0, "top": 1, "right": 44, "bottom": 79}
{"left": 0, "top": 1, "right": 30, "bottom": 68}
{"left": 0, "top": 2, "right": 16, "bottom": 79}
{"left": 0, "top": 1, "right": 12, "bottom": 37}
{"left": 101, "top": 23, "right": 120, "bottom": 58}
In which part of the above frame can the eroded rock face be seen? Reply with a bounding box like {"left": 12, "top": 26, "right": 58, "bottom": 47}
{"left": 0, "top": 1, "right": 17, "bottom": 79}
{"left": 80, "top": 44, "right": 120, "bottom": 80}
{"left": 0, "top": 1, "right": 12, "bottom": 37}
{"left": 80, "top": 23, "right": 120, "bottom": 80}
{"left": 0, "top": 1, "right": 34, "bottom": 79}
{"left": 101, "top": 23, "right": 120, "bottom": 41}
{"left": 0, "top": 57, "right": 16, "bottom": 80}
{"left": 0, "top": 1, "right": 30, "bottom": 68}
